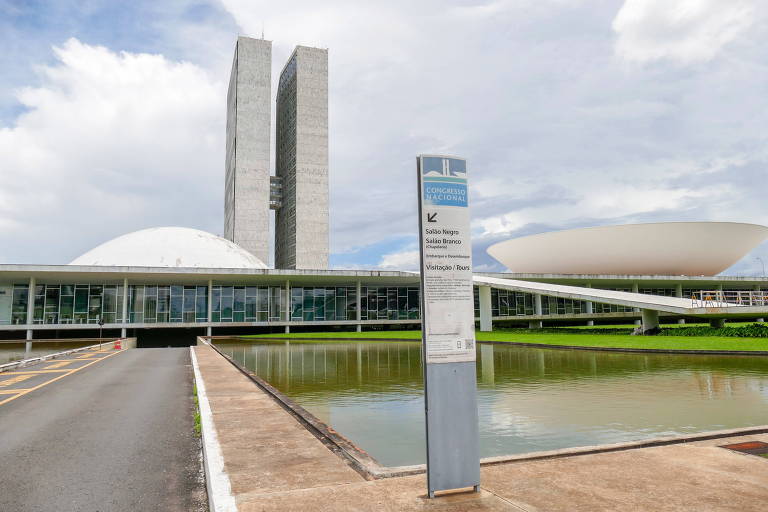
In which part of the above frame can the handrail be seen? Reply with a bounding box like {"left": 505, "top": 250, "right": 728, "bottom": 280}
{"left": 691, "top": 290, "right": 768, "bottom": 308}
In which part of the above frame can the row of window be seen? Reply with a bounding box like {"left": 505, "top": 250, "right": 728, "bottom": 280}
{"left": 2, "top": 283, "right": 764, "bottom": 325}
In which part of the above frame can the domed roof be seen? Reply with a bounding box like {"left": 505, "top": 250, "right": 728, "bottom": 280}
{"left": 69, "top": 227, "right": 268, "bottom": 269}
{"left": 487, "top": 222, "right": 768, "bottom": 276}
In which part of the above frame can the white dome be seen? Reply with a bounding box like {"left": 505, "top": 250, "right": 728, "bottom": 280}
{"left": 487, "top": 222, "right": 768, "bottom": 276}
{"left": 69, "top": 227, "right": 268, "bottom": 269}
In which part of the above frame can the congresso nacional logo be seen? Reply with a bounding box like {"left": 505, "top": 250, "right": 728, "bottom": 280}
{"left": 421, "top": 156, "right": 468, "bottom": 207}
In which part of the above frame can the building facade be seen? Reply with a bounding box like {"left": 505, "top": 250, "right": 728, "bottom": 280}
{"left": 224, "top": 36, "right": 273, "bottom": 264}
{"left": 2, "top": 264, "right": 766, "bottom": 341}
{"left": 275, "top": 46, "right": 329, "bottom": 270}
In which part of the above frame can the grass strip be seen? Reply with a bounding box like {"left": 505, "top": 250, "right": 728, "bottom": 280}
{"left": 192, "top": 383, "right": 201, "bottom": 437}
{"left": 242, "top": 329, "right": 768, "bottom": 352}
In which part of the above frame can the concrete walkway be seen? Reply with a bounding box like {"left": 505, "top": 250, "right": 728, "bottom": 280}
{"left": 195, "top": 343, "right": 768, "bottom": 511}
{"left": 0, "top": 347, "right": 207, "bottom": 512}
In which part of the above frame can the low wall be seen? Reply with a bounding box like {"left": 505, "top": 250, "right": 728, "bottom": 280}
{"left": 0, "top": 338, "right": 135, "bottom": 373}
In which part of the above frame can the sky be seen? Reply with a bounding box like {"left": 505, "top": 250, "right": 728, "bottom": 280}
{"left": 1, "top": 0, "right": 767, "bottom": 275}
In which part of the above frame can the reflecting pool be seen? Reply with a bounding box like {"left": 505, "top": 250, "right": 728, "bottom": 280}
{"left": 215, "top": 340, "right": 768, "bottom": 467}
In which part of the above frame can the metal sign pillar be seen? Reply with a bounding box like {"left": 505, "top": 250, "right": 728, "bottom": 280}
{"left": 416, "top": 154, "right": 480, "bottom": 497}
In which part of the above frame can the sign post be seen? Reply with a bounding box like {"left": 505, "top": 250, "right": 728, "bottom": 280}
{"left": 417, "top": 154, "right": 480, "bottom": 497}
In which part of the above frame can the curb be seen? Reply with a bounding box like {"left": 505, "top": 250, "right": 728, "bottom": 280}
{"left": 190, "top": 345, "right": 237, "bottom": 512}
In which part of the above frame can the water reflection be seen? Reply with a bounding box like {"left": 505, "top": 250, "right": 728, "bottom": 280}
{"left": 216, "top": 340, "right": 768, "bottom": 467}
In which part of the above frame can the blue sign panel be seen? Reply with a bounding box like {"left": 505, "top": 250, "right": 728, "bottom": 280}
{"left": 423, "top": 181, "right": 468, "bottom": 207}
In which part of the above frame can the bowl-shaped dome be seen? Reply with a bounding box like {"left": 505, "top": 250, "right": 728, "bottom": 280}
{"left": 69, "top": 227, "right": 268, "bottom": 269}
{"left": 487, "top": 222, "right": 768, "bottom": 276}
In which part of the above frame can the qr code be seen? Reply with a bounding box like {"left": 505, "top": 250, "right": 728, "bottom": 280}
{"left": 465, "top": 339, "right": 474, "bottom": 349}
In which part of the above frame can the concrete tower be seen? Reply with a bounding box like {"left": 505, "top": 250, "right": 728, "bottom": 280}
{"left": 274, "top": 46, "right": 329, "bottom": 269}
{"left": 224, "top": 36, "right": 272, "bottom": 264}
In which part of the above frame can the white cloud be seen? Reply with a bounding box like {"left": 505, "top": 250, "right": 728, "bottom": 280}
{"left": 612, "top": 0, "right": 758, "bottom": 63}
{"left": 3, "top": 2, "right": 768, "bottom": 276}
{"left": 0, "top": 38, "right": 223, "bottom": 263}
{"left": 379, "top": 249, "right": 419, "bottom": 270}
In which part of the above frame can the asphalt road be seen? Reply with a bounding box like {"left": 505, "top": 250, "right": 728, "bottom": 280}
{"left": 0, "top": 348, "right": 207, "bottom": 512}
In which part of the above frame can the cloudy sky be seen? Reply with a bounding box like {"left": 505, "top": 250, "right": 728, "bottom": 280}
{"left": 1, "top": 0, "right": 767, "bottom": 275}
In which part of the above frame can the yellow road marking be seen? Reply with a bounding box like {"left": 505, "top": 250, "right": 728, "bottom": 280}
{"left": 45, "top": 355, "right": 112, "bottom": 362}
{"left": 0, "top": 350, "right": 123, "bottom": 407}
{"left": 0, "top": 389, "right": 30, "bottom": 395}
{"left": 4, "top": 370, "right": 71, "bottom": 375}
{"left": 0, "top": 374, "right": 35, "bottom": 387}
{"left": 42, "top": 361, "right": 72, "bottom": 369}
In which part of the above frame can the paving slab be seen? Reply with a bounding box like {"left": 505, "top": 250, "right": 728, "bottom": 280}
{"left": 194, "top": 344, "right": 362, "bottom": 501}
{"left": 480, "top": 434, "right": 768, "bottom": 512}
{"left": 195, "top": 343, "right": 768, "bottom": 511}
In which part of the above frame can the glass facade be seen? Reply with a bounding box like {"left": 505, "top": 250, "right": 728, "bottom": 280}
{"left": 360, "top": 286, "right": 420, "bottom": 321}
{"left": 290, "top": 287, "right": 357, "bottom": 321}
{"left": 4, "top": 282, "right": 762, "bottom": 326}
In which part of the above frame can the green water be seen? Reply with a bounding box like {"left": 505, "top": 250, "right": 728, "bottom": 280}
{"left": 215, "top": 340, "right": 768, "bottom": 467}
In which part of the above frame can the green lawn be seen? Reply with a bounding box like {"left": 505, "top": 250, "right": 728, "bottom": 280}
{"left": 244, "top": 329, "right": 768, "bottom": 352}
{"left": 563, "top": 321, "right": 764, "bottom": 330}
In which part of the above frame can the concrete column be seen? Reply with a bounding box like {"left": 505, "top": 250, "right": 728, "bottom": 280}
{"left": 121, "top": 278, "right": 129, "bottom": 337}
{"left": 479, "top": 285, "right": 492, "bottom": 332}
{"left": 709, "top": 318, "right": 725, "bottom": 328}
{"left": 27, "top": 277, "right": 37, "bottom": 340}
{"left": 25, "top": 276, "right": 35, "bottom": 349}
{"left": 528, "top": 320, "right": 543, "bottom": 329}
{"left": 207, "top": 279, "right": 213, "bottom": 338}
{"left": 356, "top": 280, "right": 362, "bottom": 333}
{"left": 585, "top": 283, "right": 594, "bottom": 326}
{"left": 675, "top": 283, "right": 685, "bottom": 324}
{"left": 632, "top": 283, "right": 641, "bottom": 325}
{"left": 641, "top": 309, "right": 659, "bottom": 334}
{"left": 534, "top": 294, "right": 542, "bottom": 316}
{"left": 285, "top": 280, "right": 291, "bottom": 334}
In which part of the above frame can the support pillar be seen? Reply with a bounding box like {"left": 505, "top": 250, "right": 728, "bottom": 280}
{"left": 479, "top": 285, "right": 492, "bottom": 332}
{"left": 585, "top": 283, "right": 594, "bottom": 326}
{"left": 285, "top": 280, "right": 291, "bottom": 333}
{"left": 632, "top": 283, "right": 641, "bottom": 325}
{"left": 675, "top": 283, "right": 685, "bottom": 324}
{"left": 356, "top": 280, "right": 362, "bottom": 332}
{"left": 206, "top": 279, "right": 213, "bottom": 338}
{"left": 25, "top": 329, "right": 32, "bottom": 355}
{"left": 641, "top": 309, "right": 659, "bottom": 334}
{"left": 121, "top": 278, "right": 129, "bottom": 337}
{"left": 25, "top": 276, "right": 35, "bottom": 352}
{"left": 534, "top": 293, "right": 542, "bottom": 315}
{"left": 709, "top": 318, "right": 725, "bottom": 328}
{"left": 528, "top": 320, "right": 543, "bottom": 329}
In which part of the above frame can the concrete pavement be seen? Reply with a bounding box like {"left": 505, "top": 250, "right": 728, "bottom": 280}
{"left": 0, "top": 347, "right": 207, "bottom": 512}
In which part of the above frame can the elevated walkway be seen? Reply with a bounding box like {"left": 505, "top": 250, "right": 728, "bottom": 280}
{"left": 473, "top": 275, "right": 768, "bottom": 332}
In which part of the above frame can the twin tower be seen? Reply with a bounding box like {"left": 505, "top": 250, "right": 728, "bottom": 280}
{"left": 224, "top": 36, "right": 329, "bottom": 269}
